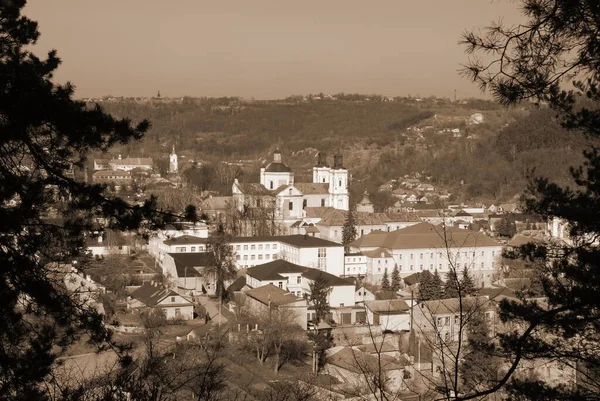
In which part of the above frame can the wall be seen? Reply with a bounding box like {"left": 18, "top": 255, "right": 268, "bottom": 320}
{"left": 328, "top": 285, "right": 356, "bottom": 308}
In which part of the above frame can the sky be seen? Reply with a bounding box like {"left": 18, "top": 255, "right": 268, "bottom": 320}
{"left": 24, "top": 0, "right": 523, "bottom": 100}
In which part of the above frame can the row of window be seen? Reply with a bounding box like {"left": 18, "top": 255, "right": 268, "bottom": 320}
{"left": 375, "top": 262, "right": 492, "bottom": 273}
{"left": 235, "top": 243, "right": 278, "bottom": 251}
{"left": 174, "top": 246, "right": 205, "bottom": 252}
{"left": 399, "top": 250, "right": 495, "bottom": 260}
{"left": 236, "top": 254, "right": 279, "bottom": 262}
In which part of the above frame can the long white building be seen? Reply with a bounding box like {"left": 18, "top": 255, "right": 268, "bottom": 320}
{"left": 350, "top": 222, "right": 502, "bottom": 286}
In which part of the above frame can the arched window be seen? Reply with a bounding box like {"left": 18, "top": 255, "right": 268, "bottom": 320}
{"left": 269, "top": 181, "right": 273, "bottom": 189}
{"left": 338, "top": 180, "right": 342, "bottom": 187}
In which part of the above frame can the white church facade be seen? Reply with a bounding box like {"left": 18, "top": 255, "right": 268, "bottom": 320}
{"left": 232, "top": 149, "right": 349, "bottom": 229}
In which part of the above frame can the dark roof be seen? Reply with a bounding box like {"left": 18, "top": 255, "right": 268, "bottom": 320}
{"left": 375, "top": 290, "right": 399, "bottom": 300}
{"left": 85, "top": 232, "right": 128, "bottom": 247}
{"left": 365, "top": 299, "right": 410, "bottom": 314}
{"left": 264, "top": 162, "right": 292, "bottom": 173}
{"left": 163, "top": 235, "right": 209, "bottom": 246}
{"left": 302, "top": 268, "right": 354, "bottom": 287}
{"left": 227, "top": 276, "right": 247, "bottom": 292}
{"left": 245, "top": 284, "right": 304, "bottom": 307}
{"left": 304, "top": 207, "right": 419, "bottom": 226}
{"left": 230, "top": 234, "right": 342, "bottom": 248}
{"left": 402, "top": 272, "right": 421, "bottom": 286}
{"left": 246, "top": 260, "right": 306, "bottom": 281}
{"left": 478, "top": 286, "right": 518, "bottom": 301}
{"left": 454, "top": 210, "right": 473, "bottom": 217}
{"left": 130, "top": 283, "right": 187, "bottom": 307}
{"left": 166, "top": 252, "right": 216, "bottom": 277}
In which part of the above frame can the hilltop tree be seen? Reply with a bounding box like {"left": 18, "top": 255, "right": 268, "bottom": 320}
{"left": 497, "top": 216, "right": 517, "bottom": 238}
{"left": 206, "top": 223, "right": 237, "bottom": 301}
{"left": 462, "top": 0, "right": 600, "bottom": 399}
{"left": 391, "top": 264, "right": 401, "bottom": 292}
{"left": 0, "top": 2, "right": 195, "bottom": 399}
{"left": 381, "top": 268, "right": 391, "bottom": 291}
{"left": 342, "top": 206, "right": 358, "bottom": 252}
{"left": 443, "top": 269, "right": 460, "bottom": 299}
{"left": 461, "top": 267, "right": 477, "bottom": 296}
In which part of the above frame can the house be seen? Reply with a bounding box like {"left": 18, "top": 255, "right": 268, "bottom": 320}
{"left": 63, "top": 268, "right": 106, "bottom": 315}
{"left": 412, "top": 296, "right": 495, "bottom": 343}
{"left": 147, "top": 221, "right": 209, "bottom": 260}
{"left": 230, "top": 234, "right": 345, "bottom": 276}
{"left": 93, "top": 159, "right": 110, "bottom": 170}
{"left": 86, "top": 231, "right": 130, "bottom": 258}
{"left": 152, "top": 235, "right": 209, "bottom": 263}
{"left": 128, "top": 282, "right": 195, "bottom": 320}
{"left": 350, "top": 222, "right": 502, "bottom": 287}
{"left": 344, "top": 252, "right": 368, "bottom": 278}
{"left": 364, "top": 299, "right": 411, "bottom": 332}
{"left": 161, "top": 252, "right": 217, "bottom": 295}
{"left": 243, "top": 284, "right": 308, "bottom": 328}
{"left": 360, "top": 247, "right": 396, "bottom": 284}
{"left": 245, "top": 260, "right": 356, "bottom": 307}
{"left": 324, "top": 346, "right": 410, "bottom": 393}
{"left": 231, "top": 149, "right": 349, "bottom": 230}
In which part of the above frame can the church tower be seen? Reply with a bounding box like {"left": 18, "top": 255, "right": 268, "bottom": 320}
{"left": 260, "top": 148, "right": 294, "bottom": 189}
{"left": 312, "top": 150, "right": 349, "bottom": 211}
{"left": 169, "top": 145, "right": 178, "bottom": 173}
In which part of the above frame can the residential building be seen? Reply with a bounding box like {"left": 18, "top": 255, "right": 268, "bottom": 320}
{"left": 148, "top": 221, "right": 209, "bottom": 260}
{"left": 92, "top": 170, "right": 132, "bottom": 186}
{"left": 128, "top": 282, "right": 195, "bottom": 320}
{"left": 344, "top": 252, "right": 368, "bottom": 277}
{"left": 243, "top": 284, "right": 308, "bottom": 328}
{"left": 364, "top": 299, "right": 411, "bottom": 332}
{"left": 230, "top": 234, "right": 344, "bottom": 276}
{"left": 350, "top": 222, "right": 502, "bottom": 287}
{"left": 153, "top": 235, "right": 209, "bottom": 263}
{"left": 412, "top": 296, "right": 495, "bottom": 343}
{"left": 324, "top": 346, "right": 410, "bottom": 393}
{"left": 86, "top": 231, "right": 129, "bottom": 258}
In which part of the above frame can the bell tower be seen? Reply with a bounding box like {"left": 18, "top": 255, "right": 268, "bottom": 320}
{"left": 169, "top": 145, "right": 178, "bottom": 173}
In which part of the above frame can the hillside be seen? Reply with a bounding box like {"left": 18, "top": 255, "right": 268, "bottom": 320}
{"left": 95, "top": 96, "right": 590, "bottom": 203}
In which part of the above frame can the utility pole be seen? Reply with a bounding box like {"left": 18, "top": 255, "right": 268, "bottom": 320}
{"left": 454, "top": 89, "right": 457, "bottom": 102}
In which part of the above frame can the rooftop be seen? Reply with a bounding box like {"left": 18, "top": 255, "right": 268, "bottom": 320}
{"left": 419, "top": 296, "right": 493, "bottom": 315}
{"left": 245, "top": 284, "right": 304, "bottom": 307}
{"left": 130, "top": 283, "right": 190, "bottom": 307}
{"left": 365, "top": 299, "right": 410, "bottom": 314}
{"left": 163, "top": 235, "right": 209, "bottom": 246}
{"left": 166, "top": 252, "right": 216, "bottom": 277}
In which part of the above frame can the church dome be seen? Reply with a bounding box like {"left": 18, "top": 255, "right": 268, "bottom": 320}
{"left": 264, "top": 148, "right": 292, "bottom": 173}
{"left": 264, "top": 162, "right": 292, "bottom": 173}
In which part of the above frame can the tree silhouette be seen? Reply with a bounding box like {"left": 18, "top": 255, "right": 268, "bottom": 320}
{"left": 443, "top": 269, "right": 460, "bottom": 298}
{"left": 431, "top": 269, "right": 444, "bottom": 299}
{"left": 462, "top": 0, "right": 600, "bottom": 398}
{"left": 418, "top": 270, "right": 437, "bottom": 301}
{"left": 390, "top": 264, "right": 401, "bottom": 292}
{"left": 461, "top": 267, "right": 477, "bottom": 296}
{"left": 381, "top": 268, "right": 390, "bottom": 291}
{"left": 206, "top": 223, "right": 236, "bottom": 301}
{"left": 0, "top": 3, "right": 194, "bottom": 397}
{"left": 342, "top": 206, "right": 357, "bottom": 252}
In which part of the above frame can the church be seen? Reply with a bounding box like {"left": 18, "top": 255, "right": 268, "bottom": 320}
{"left": 232, "top": 149, "right": 349, "bottom": 229}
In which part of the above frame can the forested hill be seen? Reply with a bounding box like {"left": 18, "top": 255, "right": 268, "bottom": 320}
{"left": 97, "top": 96, "right": 592, "bottom": 203}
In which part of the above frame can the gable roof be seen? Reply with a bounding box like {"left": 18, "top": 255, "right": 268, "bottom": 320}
{"left": 365, "top": 299, "right": 410, "bottom": 314}
{"left": 163, "top": 235, "right": 209, "bottom": 246}
{"left": 109, "top": 157, "right": 153, "bottom": 166}
{"left": 361, "top": 247, "right": 392, "bottom": 258}
{"left": 130, "top": 283, "right": 188, "bottom": 307}
{"left": 306, "top": 207, "right": 419, "bottom": 227}
{"left": 227, "top": 276, "right": 247, "bottom": 292}
{"left": 302, "top": 268, "right": 354, "bottom": 287}
{"left": 166, "top": 252, "right": 216, "bottom": 277}
{"left": 234, "top": 182, "right": 275, "bottom": 196}
{"left": 245, "top": 284, "right": 304, "bottom": 307}
{"left": 200, "top": 196, "right": 231, "bottom": 210}
{"left": 403, "top": 272, "right": 421, "bottom": 286}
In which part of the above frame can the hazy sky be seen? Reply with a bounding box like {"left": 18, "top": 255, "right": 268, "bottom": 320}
{"left": 25, "top": 0, "right": 522, "bottom": 99}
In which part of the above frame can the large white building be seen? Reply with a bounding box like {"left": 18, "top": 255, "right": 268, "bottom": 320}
{"left": 350, "top": 222, "right": 502, "bottom": 287}
{"left": 232, "top": 149, "right": 349, "bottom": 229}
{"left": 230, "top": 234, "right": 345, "bottom": 277}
